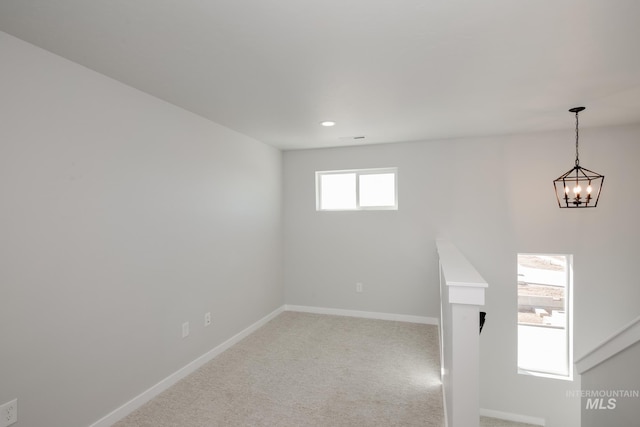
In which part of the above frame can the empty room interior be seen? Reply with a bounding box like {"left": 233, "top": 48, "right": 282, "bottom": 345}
{"left": 1, "top": 1, "right": 640, "bottom": 427}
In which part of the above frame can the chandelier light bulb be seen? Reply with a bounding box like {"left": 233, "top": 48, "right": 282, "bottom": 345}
{"left": 573, "top": 185, "right": 581, "bottom": 194}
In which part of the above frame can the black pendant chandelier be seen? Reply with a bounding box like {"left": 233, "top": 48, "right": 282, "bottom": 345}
{"left": 553, "top": 107, "right": 604, "bottom": 208}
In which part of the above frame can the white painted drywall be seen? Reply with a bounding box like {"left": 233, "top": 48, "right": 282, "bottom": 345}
{"left": 0, "top": 32, "right": 283, "bottom": 427}
{"left": 581, "top": 341, "right": 640, "bottom": 426}
{"left": 283, "top": 124, "right": 640, "bottom": 427}
{"left": 283, "top": 141, "right": 450, "bottom": 317}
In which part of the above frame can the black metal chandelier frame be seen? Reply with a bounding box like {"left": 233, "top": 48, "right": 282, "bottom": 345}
{"left": 553, "top": 107, "right": 605, "bottom": 208}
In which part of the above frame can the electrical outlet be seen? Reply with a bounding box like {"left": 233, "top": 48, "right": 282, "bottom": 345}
{"left": 182, "top": 322, "right": 189, "bottom": 338}
{"left": 0, "top": 398, "right": 17, "bottom": 427}
{"left": 204, "top": 312, "right": 211, "bottom": 327}
{"left": 356, "top": 282, "right": 363, "bottom": 293}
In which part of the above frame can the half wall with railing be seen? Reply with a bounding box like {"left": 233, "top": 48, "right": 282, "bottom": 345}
{"left": 437, "top": 239, "right": 488, "bottom": 427}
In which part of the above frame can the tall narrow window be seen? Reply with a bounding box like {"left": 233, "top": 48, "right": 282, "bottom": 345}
{"left": 517, "top": 253, "right": 573, "bottom": 379}
{"left": 316, "top": 168, "right": 397, "bottom": 211}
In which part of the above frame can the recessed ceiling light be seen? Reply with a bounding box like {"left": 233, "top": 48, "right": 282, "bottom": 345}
{"left": 320, "top": 121, "right": 336, "bottom": 127}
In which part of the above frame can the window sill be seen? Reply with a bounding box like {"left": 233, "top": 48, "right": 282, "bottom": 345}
{"left": 518, "top": 368, "right": 573, "bottom": 382}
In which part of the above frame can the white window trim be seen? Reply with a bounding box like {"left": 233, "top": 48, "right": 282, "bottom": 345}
{"left": 315, "top": 167, "right": 398, "bottom": 211}
{"left": 517, "top": 253, "right": 574, "bottom": 381}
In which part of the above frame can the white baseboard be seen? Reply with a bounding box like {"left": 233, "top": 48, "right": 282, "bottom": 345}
{"left": 480, "top": 408, "right": 545, "bottom": 426}
{"left": 89, "top": 305, "right": 285, "bottom": 427}
{"left": 284, "top": 304, "right": 439, "bottom": 325}
{"left": 442, "top": 381, "right": 449, "bottom": 427}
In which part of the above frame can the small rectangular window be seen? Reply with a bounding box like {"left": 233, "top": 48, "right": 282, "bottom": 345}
{"left": 316, "top": 168, "right": 397, "bottom": 211}
{"left": 517, "top": 253, "right": 573, "bottom": 380}
{"left": 319, "top": 173, "right": 357, "bottom": 210}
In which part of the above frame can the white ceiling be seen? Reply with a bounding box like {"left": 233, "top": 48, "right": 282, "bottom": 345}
{"left": 1, "top": 0, "right": 640, "bottom": 150}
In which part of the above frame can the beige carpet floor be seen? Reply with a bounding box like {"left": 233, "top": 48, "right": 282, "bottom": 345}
{"left": 114, "top": 311, "right": 444, "bottom": 426}
{"left": 114, "top": 312, "right": 538, "bottom": 427}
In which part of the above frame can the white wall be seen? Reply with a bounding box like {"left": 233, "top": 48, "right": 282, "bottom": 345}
{"left": 0, "top": 32, "right": 283, "bottom": 427}
{"left": 283, "top": 124, "right": 640, "bottom": 427}
{"left": 284, "top": 141, "right": 449, "bottom": 317}
{"left": 581, "top": 341, "right": 640, "bottom": 426}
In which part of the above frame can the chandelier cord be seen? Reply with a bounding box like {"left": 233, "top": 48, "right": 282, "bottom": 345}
{"left": 575, "top": 110, "right": 580, "bottom": 167}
